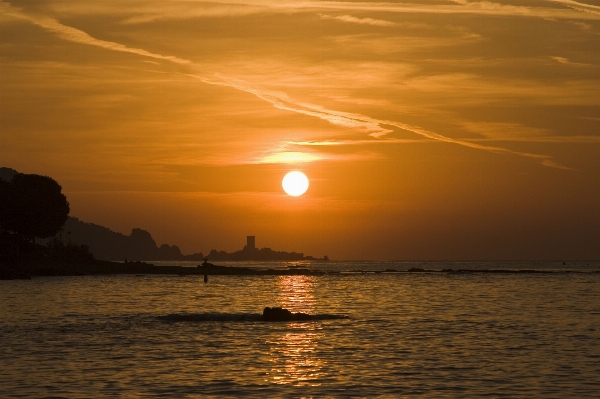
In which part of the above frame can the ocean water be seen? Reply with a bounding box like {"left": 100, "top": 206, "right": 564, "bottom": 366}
{"left": 1, "top": 261, "right": 599, "bottom": 398}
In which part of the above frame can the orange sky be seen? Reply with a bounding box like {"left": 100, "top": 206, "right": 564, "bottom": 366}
{"left": 2, "top": 0, "right": 600, "bottom": 260}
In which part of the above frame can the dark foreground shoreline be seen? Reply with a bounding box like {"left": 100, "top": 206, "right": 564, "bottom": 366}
{"left": 2, "top": 260, "right": 598, "bottom": 280}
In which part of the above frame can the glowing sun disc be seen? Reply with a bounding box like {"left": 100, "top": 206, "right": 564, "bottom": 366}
{"left": 282, "top": 171, "right": 309, "bottom": 196}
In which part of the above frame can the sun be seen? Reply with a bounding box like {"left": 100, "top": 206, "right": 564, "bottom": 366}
{"left": 282, "top": 171, "right": 309, "bottom": 197}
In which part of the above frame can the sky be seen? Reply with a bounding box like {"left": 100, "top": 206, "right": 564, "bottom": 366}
{"left": 1, "top": 0, "right": 600, "bottom": 260}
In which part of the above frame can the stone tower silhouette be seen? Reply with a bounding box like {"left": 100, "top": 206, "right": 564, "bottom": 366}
{"left": 247, "top": 236, "right": 256, "bottom": 251}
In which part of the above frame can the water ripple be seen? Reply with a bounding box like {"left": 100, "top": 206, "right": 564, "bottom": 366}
{"left": 1, "top": 270, "right": 599, "bottom": 397}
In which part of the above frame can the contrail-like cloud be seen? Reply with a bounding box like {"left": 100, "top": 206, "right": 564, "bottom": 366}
{"left": 1, "top": 0, "right": 573, "bottom": 170}
{"left": 547, "top": 0, "right": 600, "bottom": 15}
{"left": 188, "top": 74, "right": 393, "bottom": 137}
{"left": 0, "top": 1, "right": 190, "bottom": 64}
{"left": 192, "top": 74, "right": 572, "bottom": 170}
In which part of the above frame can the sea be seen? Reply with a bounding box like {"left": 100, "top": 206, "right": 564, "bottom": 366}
{"left": 1, "top": 260, "right": 599, "bottom": 398}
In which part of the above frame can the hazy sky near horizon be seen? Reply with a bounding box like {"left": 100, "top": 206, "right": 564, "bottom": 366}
{"left": 2, "top": 0, "right": 600, "bottom": 260}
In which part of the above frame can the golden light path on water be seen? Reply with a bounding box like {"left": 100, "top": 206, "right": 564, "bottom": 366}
{"left": 267, "top": 276, "right": 325, "bottom": 386}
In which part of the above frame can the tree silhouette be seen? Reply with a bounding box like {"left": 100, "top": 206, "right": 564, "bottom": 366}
{"left": 0, "top": 173, "right": 70, "bottom": 241}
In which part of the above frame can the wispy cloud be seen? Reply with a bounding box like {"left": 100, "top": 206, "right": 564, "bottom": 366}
{"left": 192, "top": 74, "right": 573, "bottom": 169}
{"left": 469, "top": 136, "right": 600, "bottom": 143}
{"left": 448, "top": 0, "right": 534, "bottom": 15}
{"left": 0, "top": 1, "right": 190, "bottom": 64}
{"left": 315, "top": 0, "right": 600, "bottom": 20}
{"left": 119, "top": 3, "right": 266, "bottom": 24}
{"left": 401, "top": 73, "right": 600, "bottom": 106}
{"left": 2, "top": 0, "right": 575, "bottom": 170}
{"left": 256, "top": 150, "right": 380, "bottom": 164}
{"left": 327, "top": 32, "right": 483, "bottom": 56}
{"left": 319, "top": 13, "right": 396, "bottom": 27}
{"left": 25, "top": 0, "right": 600, "bottom": 22}
{"left": 547, "top": 0, "right": 600, "bottom": 16}
{"left": 290, "top": 138, "right": 430, "bottom": 146}
{"left": 461, "top": 122, "right": 549, "bottom": 140}
{"left": 550, "top": 56, "right": 592, "bottom": 66}
{"left": 258, "top": 151, "right": 324, "bottom": 164}
{"left": 189, "top": 74, "right": 394, "bottom": 137}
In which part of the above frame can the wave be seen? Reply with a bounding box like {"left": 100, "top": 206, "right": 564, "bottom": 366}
{"left": 158, "top": 312, "right": 349, "bottom": 322}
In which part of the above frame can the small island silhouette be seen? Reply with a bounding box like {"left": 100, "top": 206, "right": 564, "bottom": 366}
{"left": 204, "top": 236, "right": 328, "bottom": 262}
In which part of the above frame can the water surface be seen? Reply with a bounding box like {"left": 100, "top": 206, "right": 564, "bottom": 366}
{"left": 1, "top": 261, "right": 599, "bottom": 397}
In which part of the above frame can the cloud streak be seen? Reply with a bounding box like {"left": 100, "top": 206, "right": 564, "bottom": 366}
{"left": 290, "top": 138, "right": 430, "bottom": 146}
{"left": 547, "top": 0, "right": 600, "bottom": 16}
{"left": 0, "top": 1, "right": 190, "bottom": 65}
{"left": 443, "top": 0, "right": 600, "bottom": 18}
{"left": 193, "top": 74, "right": 573, "bottom": 169}
{"left": 551, "top": 56, "right": 592, "bottom": 66}
{"left": 469, "top": 136, "right": 600, "bottom": 143}
{"left": 26, "top": 0, "right": 600, "bottom": 22}
{"left": 319, "top": 13, "right": 396, "bottom": 27}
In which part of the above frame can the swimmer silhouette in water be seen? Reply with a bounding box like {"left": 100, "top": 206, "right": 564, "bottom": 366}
{"left": 200, "top": 258, "right": 215, "bottom": 267}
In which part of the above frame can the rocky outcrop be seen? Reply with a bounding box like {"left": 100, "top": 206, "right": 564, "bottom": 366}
{"left": 64, "top": 217, "right": 200, "bottom": 261}
{"left": 261, "top": 307, "right": 313, "bottom": 322}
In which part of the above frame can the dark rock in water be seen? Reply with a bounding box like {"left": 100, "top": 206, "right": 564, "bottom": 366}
{"left": 261, "top": 307, "right": 312, "bottom": 322}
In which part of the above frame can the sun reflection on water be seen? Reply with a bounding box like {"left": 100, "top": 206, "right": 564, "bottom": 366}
{"left": 266, "top": 275, "right": 326, "bottom": 386}
{"left": 276, "top": 275, "right": 317, "bottom": 313}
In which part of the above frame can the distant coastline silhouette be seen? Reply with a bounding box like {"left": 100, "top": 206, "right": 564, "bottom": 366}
{"left": 63, "top": 218, "right": 327, "bottom": 262}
